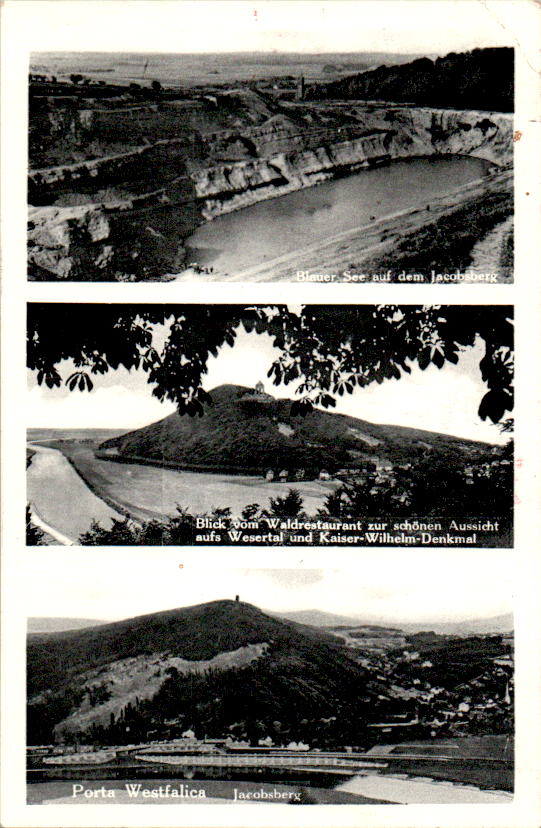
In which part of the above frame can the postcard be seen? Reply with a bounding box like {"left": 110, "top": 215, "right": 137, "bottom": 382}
{"left": 1, "top": 2, "right": 540, "bottom": 828}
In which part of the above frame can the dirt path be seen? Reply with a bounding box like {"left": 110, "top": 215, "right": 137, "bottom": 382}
{"left": 469, "top": 216, "right": 513, "bottom": 276}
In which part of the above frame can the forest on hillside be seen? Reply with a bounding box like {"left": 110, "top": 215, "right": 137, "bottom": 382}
{"left": 306, "top": 48, "right": 514, "bottom": 112}
{"left": 27, "top": 627, "right": 513, "bottom": 748}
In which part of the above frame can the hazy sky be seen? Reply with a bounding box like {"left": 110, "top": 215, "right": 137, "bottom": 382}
{"left": 10, "top": 1, "right": 518, "bottom": 56}
{"left": 27, "top": 325, "right": 506, "bottom": 444}
{"left": 23, "top": 554, "right": 513, "bottom": 623}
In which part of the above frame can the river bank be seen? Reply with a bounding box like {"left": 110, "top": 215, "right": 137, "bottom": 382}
{"left": 337, "top": 773, "right": 512, "bottom": 804}
{"left": 27, "top": 443, "right": 127, "bottom": 543}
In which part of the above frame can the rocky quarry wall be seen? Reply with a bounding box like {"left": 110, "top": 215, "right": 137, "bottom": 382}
{"left": 28, "top": 107, "right": 513, "bottom": 280}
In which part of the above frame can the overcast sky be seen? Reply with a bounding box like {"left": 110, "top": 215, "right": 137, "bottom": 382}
{"left": 11, "top": 1, "right": 517, "bottom": 56}
{"left": 23, "top": 554, "right": 513, "bottom": 623}
{"left": 27, "top": 325, "right": 506, "bottom": 444}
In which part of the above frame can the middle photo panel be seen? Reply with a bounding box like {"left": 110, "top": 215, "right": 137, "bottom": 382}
{"left": 27, "top": 303, "right": 513, "bottom": 548}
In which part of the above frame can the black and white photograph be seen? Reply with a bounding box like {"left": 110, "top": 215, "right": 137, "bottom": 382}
{"left": 27, "top": 2, "right": 514, "bottom": 284}
{"left": 27, "top": 303, "right": 514, "bottom": 548}
{"left": 2, "top": 1, "right": 541, "bottom": 827}
{"left": 27, "top": 562, "right": 514, "bottom": 805}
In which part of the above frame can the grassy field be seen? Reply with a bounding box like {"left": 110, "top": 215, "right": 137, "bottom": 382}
{"left": 389, "top": 735, "right": 513, "bottom": 759}
{"left": 378, "top": 758, "right": 513, "bottom": 791}
{"left": 372, "top": 736, "right": 514, "bottom": 791}
{"left": 28, "top": 428, "right": 127, "bottom": 442}
{"left": 359, "top": 190, "right": 513, "bottom": 278}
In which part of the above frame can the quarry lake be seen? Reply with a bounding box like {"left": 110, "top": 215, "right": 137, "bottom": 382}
{"left": 184, "top": 156, "right": 493, "bottom": 275}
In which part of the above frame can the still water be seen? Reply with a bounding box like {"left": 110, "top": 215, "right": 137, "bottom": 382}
{"left": 185, "top": 156, "right": 492, "bottom": 274}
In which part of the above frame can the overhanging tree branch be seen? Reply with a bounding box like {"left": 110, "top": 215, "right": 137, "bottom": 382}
{"left": 27, "top": 304, "right": 514, "bottom": 423}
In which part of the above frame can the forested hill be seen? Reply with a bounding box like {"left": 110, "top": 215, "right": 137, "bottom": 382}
{"left": 28, "top": 600, "right": 382, "bottom": 746}
{"left": 98, "top": 383, "right": 491, "bottom": 476}
{"left": 27, "top": 599, "right": 341, "bottom": 696}
{"left": 27, "top": 599, "right": 513, "bottom": 748}
{"left": 306, "top": 48, "right": 513, "bottom": 112}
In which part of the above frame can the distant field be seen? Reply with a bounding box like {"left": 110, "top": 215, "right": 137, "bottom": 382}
{"left": 378, "top": 758, "right": 513, "bottom": 792}
{"left": 390, "top": 735, "right": 513, "bottom": 760}
{"left": 28, "top": 428, "right": 128, "bottom": 443}
{"left": 29, "top": 51, "right": 419, "bottom": 88}
{"left": 373, "top": 736, "right": 514, "bottom": 792}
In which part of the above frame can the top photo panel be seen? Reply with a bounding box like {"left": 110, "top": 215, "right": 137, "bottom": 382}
{"left": 27, "top": 18, "right": 514, "bottom": 284}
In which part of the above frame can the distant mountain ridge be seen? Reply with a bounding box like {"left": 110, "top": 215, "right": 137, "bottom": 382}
{"left": 400, "top": 613, "right": 513, "bottom": 636}
{"left": 273, "top": 609, "right": 513, "bottom": 636}
{"left": 98, "top": 383, "right": 491, "bottom": 477}
{"left": 28, "top": 609, "right": 513, "bottom": 638}
{"left": 269, "top": 609, "right": 401, "bottom": 630}
{"left": 27, "top": 617, "right": 108, "bottom": 634}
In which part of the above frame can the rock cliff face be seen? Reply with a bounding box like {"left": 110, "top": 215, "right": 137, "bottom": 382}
{"left": 197, "top": 109, "right": 512, "bottom": 218}
{"left": 28, "top": 176, "right": 199, "bottom": 281}
{"left": 27, "top": 106, "right": 512, "bottom": 280}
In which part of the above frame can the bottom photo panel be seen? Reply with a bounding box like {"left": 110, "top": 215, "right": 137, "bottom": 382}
{"left": 26, "top": 555, "right": 514, "bottom": 807}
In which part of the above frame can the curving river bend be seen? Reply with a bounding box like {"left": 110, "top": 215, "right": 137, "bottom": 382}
{"left": 27, "top": 444, "right": 124, "bottom": 543}
{"left": 27, "top": 442, "right": 340, "bottom": 543}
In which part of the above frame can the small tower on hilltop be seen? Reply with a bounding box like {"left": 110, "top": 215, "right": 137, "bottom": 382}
{"left": 255, "top": 380, "right": 265, "bottom": 394}
{"left": 235, "top": 594, "right": 240, "bottom": 602}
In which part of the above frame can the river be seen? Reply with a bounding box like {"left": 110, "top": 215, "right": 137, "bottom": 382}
{"left": 184, "top": 156, "right": 493, "bottom": 274}
{"left": 27, "top": 444, "right": 124, "bottom": 543}
{"left": 337, "top": 773, "right": 512, "bottom": 804}
{"left": 27, "top": 442, "right": 339, "bottom": 542}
